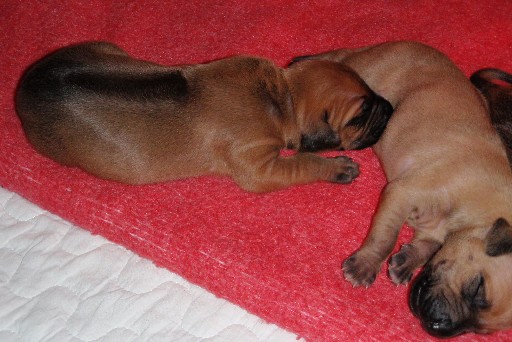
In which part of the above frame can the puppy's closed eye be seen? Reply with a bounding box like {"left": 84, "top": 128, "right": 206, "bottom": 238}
{"left": 462, "top": 274, "right": 489, "bottom": 310}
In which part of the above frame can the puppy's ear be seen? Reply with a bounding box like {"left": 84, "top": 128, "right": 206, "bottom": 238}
{"left": 288, "top": 48, "right": 352, "bottom": 66}
{"left": 288, "top": 55, "right": 317, "bottom": 66}
{"left": 470, "top": 68, "right": 512, "bottom": 165}
{"left": 486, "top": 218, "right": 512, "bottom": 257}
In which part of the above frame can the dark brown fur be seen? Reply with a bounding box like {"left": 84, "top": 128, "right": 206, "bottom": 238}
{"left": 471, "top": 68, "right": 512, "bottom": 165}
{"left": 16, "top": 42, "right": 392, "bottom": 192}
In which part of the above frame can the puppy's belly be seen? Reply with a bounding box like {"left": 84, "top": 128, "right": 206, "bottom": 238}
{"left": 65, "top": 132, "right": 211, "bottom": 184}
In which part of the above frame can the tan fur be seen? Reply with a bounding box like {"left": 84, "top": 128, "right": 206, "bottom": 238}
{"left": 295, "top": 41, "right": 512, "bottom": 336}
{"left": 16, "top": 42, "right": 393, "bottom": 192}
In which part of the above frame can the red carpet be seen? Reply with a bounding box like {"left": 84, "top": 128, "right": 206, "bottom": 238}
{"left": 1, "top": 1, "right": 512, "bottom": 341}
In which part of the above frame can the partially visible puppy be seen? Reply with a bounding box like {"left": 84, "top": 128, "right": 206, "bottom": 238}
{"left": 292, "top": 41, "right": 512, "bottom": 337}
{"left": 471, "top": 68, "right": 512, "bottom": 164}
{"left": 15, "top": 42, "right": 393, "bottom": 192}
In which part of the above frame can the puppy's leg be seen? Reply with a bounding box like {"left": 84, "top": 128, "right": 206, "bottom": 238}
{"left": 231, "top": 146, "right": 359, "bottom": 193}
{"left": 343, "top": 181, "right": 411, "bottom": 287}
{"left": 388, "top": 237, "right": 442, "bottom": 285}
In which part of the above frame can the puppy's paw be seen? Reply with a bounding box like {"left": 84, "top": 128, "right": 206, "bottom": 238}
{"left": 342, "top": 251, "right": 380, "bottom": 287}
{"left": 332, "top": 156, "right": 359, "bottom": 184}
{"left": 388, "top": 244, "right": 417, "bottom": 285}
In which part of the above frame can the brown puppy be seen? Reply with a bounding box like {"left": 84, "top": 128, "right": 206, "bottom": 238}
{"left": 15, "top": 42, "right": 393, "bottom": 192}
{"left": 293, "top": 41, "right": 512, "bottom": 337}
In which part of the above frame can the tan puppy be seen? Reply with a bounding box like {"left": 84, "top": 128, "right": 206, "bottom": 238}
{"left": 15, "top": 42, "right": 393, "bottom": 192}
{"left": 293, "top": 41, "right": 512, "bottom": 337}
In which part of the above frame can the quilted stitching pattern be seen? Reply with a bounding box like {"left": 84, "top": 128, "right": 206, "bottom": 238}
{"left": 0, "top": 187, "right": 300, "bottom": 342}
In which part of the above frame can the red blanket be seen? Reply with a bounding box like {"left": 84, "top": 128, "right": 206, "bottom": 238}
{"left": 1, "top": 1, "right": 511, "bottom": 341}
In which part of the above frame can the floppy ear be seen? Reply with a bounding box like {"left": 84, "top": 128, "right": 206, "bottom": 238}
{"left": 288, "top": 48, "right": 353, "bottom": 66}
{"left": 288, "top": 55, "right": 318, "bottom": 66}
{"left": 486, "top": 218, "right": 512, "bottom": 257}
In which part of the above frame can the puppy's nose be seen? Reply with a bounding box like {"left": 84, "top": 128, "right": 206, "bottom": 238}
{"left": 425, "top": 316, "right": 458, "bottom": 338}
{"left": 409, "top": 271, "right": 467, "bottom": 338}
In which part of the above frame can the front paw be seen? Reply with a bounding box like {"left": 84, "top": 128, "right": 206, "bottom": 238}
{"left": 332, "top": 156, "right": 359, "bottom": 184}
{"left": 388, "top": 244, "right": 417, "bottom": 285}
{"left": 342, "top": 251, "right": 380, "bottom": 287}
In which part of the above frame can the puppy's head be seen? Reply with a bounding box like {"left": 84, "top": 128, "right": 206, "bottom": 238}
{"left": 285, "top": 59, "right": 393, "bottom": 152}
{"left": 409, "top": 218, "right": 512, "bottom": 337}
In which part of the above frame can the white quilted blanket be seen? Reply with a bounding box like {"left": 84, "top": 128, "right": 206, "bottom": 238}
{"left": 0, "top": 186, "right": 300, "bottom": 341}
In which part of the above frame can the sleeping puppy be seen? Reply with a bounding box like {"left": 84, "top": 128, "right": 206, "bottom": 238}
{"left": 292, "top": 41, "right": 512, "bottom": 337}
{"left": 15, "top": 41, "right": 393, "bottom": 192}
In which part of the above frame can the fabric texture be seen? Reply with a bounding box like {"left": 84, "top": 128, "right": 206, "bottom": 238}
{"left": 1, "top": 1, "right": 511, "bottom": 341}
{"left": 0, "top": 186, "right": 298, "bottom": 341}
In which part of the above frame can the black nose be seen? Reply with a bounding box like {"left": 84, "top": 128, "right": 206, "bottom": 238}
{"left": 424, "top": 315, "right": 459, "bottom": 338}
{"left": 409, "top": 271, "right": 466, "bottom": 338}
{"left": 298, "top": 128, "right": 341, "bottom": 152}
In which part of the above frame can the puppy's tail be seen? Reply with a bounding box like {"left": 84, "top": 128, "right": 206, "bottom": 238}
{"left": 471, "top": 68, "right": 512, "bottom": 165}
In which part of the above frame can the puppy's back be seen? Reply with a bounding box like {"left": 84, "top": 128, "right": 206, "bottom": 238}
{"left": 16, "top": 42, "right": 194, "bottom": 177}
